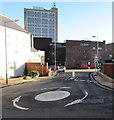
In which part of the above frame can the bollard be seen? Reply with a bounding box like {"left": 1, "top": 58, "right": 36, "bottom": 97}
{"left": 72, "top": 71, "right": 75, "bottom": 78}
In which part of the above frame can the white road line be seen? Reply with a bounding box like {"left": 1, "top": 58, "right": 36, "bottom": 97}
{"left": 64, "top": 91, "right": 88, "bottom": 107}
{"left": 12, "top": 96, "right": 29, "bottom": 110}
{"left": 74, "top": 77, "right": 78, "bottom": 81}
{"left": 80, "top": 80, "right": 85, "bottom": 81}
{"left": 81, "top": 91, "right": 88, "bottom": 101}
{"left": 40, "top": 87, "right": 71, "bottom": 90}
{"left": 74, "top": 79, "right": 78, "bottom": 81}
{"left": 87, "top": 80, "right": 92, "bottom": 82}
{"left": 40, "top": 87, "right": 58, "bottom": 90}
{"left": 74, "top": 79, "right": 85, "bottom": 82}
{"left": 64, "top": 76, "right": 71, "bottom": 81}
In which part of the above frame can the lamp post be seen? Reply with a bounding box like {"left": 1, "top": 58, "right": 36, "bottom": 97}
{"left": 54, "top": 41, "right": 56, "bottom": 70}
{"left": 92, "top": 36, "right": 99, "bottom": 74}
{"left": 4, "top": 19, "right": 19, "bottom": 85}
{"left": 41, "top": 56, "right": 45, "bottom": 76}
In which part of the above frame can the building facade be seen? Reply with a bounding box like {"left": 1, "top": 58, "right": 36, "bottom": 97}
{"left": 66, "top": 40, "right": 105, "bottom": 69}
{"left": 0, "top": 15, "right": 45, "bottom": 79}
{"left": 105, "top": 43, "right": 114, "bottom": 62}
{"left": 49, "top": 43, "right": 66, "bottom": 65}
{"left": 33, "top": 37, "right": 52, "bottom": 64}
{"left": 24, "top": 3, "right": 58, "bottom": 42}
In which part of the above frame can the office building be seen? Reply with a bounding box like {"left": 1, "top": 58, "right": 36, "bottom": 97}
{"left": 66, "top": 40, "right": 105, "bottom": 69}
{"left": 105, "top": 43, "right": 114, "bottom": 62}
{"left": 24, "top": 3, "right": 58, "bottom": 42}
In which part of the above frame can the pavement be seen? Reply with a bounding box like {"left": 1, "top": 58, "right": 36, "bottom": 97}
{"left": 0, "top": 71, "right": 114, "bottom": 91}
{"left": 0, "top": 76, "right": 52, "bottom": 88}
{"left": 90, "top": 72, "right": 114, "bottom": 91}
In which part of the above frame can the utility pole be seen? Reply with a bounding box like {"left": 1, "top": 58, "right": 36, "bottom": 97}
{"left": 92, "top": 36, "right": 99, "bottom": 74}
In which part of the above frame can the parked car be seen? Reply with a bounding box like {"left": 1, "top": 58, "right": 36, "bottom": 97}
{"left": 89, "top": 65, "right": 95, "bottom": 69}
{"left": 79, "top": 65, "right": 90, "bottom": 69}
{"left": 58, "top": 66, "right": 66, "bottom": 72}
{"left": 56, "top": 65, "right": 60, "bottom": 70}
{"left": 49, "top": 65, "right": 60, "bottom": 70}
{"left": 48, "top": 65, "right": 56, "bottom": 70}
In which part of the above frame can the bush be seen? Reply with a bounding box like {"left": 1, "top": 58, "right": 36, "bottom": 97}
{"left": 108, "top": 73, "right": 114, "bottom": 79}
{"left": 27, "top": 70, "right": 40, "bottom": 78}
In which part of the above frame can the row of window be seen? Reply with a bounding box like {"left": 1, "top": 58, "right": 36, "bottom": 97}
{"left": 28, "top": 20, "right": 55, "bottom": 25}
{"left": 28, "top": 30, "right": 54, "bottom": 35}
{"left": 79, "top": 50, "right": 90, "bottom": 53}
{"left": 29, "top": 29, "right": 54, "bottom": 34}
{"left": 80, "top": 43, "right": 103, "bottom": 51}
{"left": 27, "top": 11, "right": 55, "bottom": 19}
{"left": 80, "top": 43, "right": 89, "bottom": 47}
{"left": 79, "top": 55, "right": 103, "bottom": 60}
{"left": 32, "top": 33, "right": 54, "bottom": 37}
{"left": 79, "top": 47, "right": 103, "bottom": 54}
{"left": 93, "top": 47, "right": 103, "bottom": 50}
{"left": 28, "top": 17, "right": 54, "bottom": 21}
{"left": 28, "top": 24, "right": 54, "bottom": 28}
{"left": 28, "top": 27, "right": 54, "bottom": 31}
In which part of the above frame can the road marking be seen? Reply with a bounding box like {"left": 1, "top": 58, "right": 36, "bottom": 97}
{"left": 40, "top": 87, "right": 71, "bottom": 90}
{"left": 74, "top": 79, "right": 85, "bottom": 82}
{"left": 12, "top": 96, "right": 29, "bottom": 110}
{"left": 64, "top": 91, "right": 88, "bottom": 107}
{"left": 35, "top": 91, "right": 70, "bottom": 101}
{"left": 80, "top": 80, "right": 85, "bottom": 81}
{"left": 64, "top": 76, "right": 71, "bottom": 81}
{"left": 87, "top": 80, "right": 92, "bottom": 82}
{"left": 74, "top": 79, "right": 78, "bottom": 81}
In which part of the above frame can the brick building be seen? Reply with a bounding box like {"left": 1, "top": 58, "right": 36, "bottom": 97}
{"left": 105, "top": 43, "right": 114, "bottom": 62}
{"left": 66, "top": 40, "right": 105, "bottom": 69}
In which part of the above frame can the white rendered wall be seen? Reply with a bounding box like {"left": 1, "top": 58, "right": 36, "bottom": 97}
{"left": 29, "top": 50, "right": 45, "bottom": 63}
{"left": 0, "top": 25, "right": 31, "bottom": 79}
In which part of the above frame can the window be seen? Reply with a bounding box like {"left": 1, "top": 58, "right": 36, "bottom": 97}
{"left": 49, "top": 13, "right": 55, "bottom": 19}
{"left": 98, "top": 47, "right": 102, "bottom": 50}
{"left": 93, "top": 47, "right": 96, "bottom": 50}
{"left": 42, "top": 12, "right": 48, "bottom": 18}
{"left": 80, "top": 43, "right": 89, "bottom": 47}
{"left": 109, "top": 54, "right": 112, "bottom": 58}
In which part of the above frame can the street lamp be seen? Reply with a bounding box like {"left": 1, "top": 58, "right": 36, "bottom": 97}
{"left": 4, "top": 19, "right": 19, "bottom": 85}
{"left": 54, "top": 39, "right": 56, "bottom": 70}
{"left": 41, "top": 56, "right": 45, "bottom": 76}
{"left": 92, "top": 36, "right": 99, "bottom": 74}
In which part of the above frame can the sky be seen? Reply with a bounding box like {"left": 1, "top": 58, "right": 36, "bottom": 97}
{"left": 0, "top": 1, "right": 112, "bottom": 43}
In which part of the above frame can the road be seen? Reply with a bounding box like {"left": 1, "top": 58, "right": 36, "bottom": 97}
{"left": 1, "top": 71, "right": 113, "bottom": 119}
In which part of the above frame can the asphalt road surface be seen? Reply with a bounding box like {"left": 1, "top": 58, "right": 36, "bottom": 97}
{"left": 1, "top": 72, "right": 114, "bottom": 119}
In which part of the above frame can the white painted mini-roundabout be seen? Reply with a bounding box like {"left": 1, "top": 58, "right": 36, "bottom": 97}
{"left": 35, "top": 91, "right": 71, "bottom": 101}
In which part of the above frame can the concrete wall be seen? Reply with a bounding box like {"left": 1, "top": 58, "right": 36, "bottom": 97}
{"left": 29, "top": 50, "right": 45, "bottom": 63}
